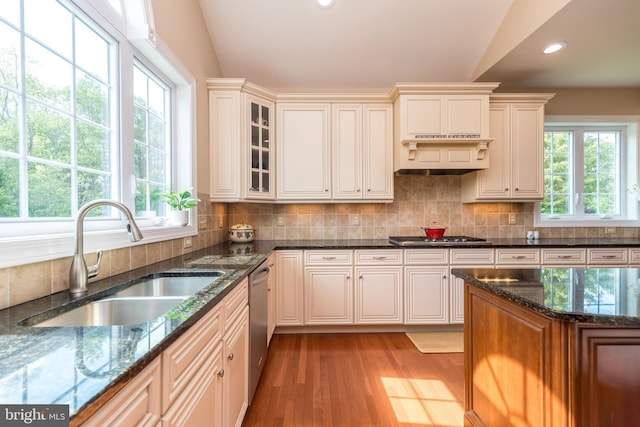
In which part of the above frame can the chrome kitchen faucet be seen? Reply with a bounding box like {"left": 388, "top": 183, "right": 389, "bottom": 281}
{"left": 69, "top": 199, "right": 143, "bottom": 296}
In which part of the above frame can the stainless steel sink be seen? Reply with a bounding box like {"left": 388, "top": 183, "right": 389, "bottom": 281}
{"left": 32, "top": 297, "right": 186, "bottom": 327}
{"left": 113, "top": 276, "right": 219, "bottom": 298}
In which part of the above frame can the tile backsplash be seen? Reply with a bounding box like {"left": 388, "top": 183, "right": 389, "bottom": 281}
{"left": 2, "top": 177, "right": 638, "bottom": 310}
{"left": 229, "top": 175, "right": 640, "bottom": 240}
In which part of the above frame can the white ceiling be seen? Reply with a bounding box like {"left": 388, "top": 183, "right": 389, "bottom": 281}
{"left": 198, "top": 0, "right": 640, "bottom": 91}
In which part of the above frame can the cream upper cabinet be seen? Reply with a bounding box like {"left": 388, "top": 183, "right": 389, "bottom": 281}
{"left": 207, "top": 79, "right": 276, "bottom": 201}
{"left": 332, "top": 104, "right": 393, "bottom": 201}
{"left": 276, "top": 103, "right": 331, "bottom": 200}
{"left": 461, "top": 93, "right": 554, "bottom": 202}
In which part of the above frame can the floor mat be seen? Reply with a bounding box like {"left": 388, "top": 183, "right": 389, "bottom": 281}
{"left": 405, "top": 331, "right": 464, "bottom": 353}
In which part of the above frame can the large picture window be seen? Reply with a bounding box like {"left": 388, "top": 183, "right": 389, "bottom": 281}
{"left": 536, "top": 117, "right": 639, "bottom": 227}
{"left": 0, "top": 0, "right": 196, "bottom": 268}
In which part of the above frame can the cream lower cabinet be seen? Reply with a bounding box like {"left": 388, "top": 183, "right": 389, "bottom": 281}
{"left": 222, "top": 306, "right": 250, "bottom": 427}
{"left": 449, "top": 248, "right": 496, "bottom": 324}
{"left": 354, "top": 249, "right": 403, "bottom": 324}
{"left": 404, "top": 249, "right": 450, "bottom": 324}
{"left": 304, "top": 250, "right": 353, "bottom": 324}
{"left": 82, "top": 358, "right": 162, "bottom": 427}
{"left": 275, "top": 250, "right": 304, "bottom": 326}
{"left": 266, "top": 253, "right": 276, "bottom": 345}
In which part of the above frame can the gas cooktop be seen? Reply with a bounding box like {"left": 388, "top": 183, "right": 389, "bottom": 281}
{"left": 388, "top": 236, "right": 491, "bottom": 247}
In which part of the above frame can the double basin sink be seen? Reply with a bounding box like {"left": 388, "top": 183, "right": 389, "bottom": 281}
{"left": 23, "top": 272, "right": 226, "bottom": 327}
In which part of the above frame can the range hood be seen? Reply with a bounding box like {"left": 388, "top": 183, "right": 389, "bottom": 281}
{"left": 390, "top": 83, "right": 499, "bottom": 174}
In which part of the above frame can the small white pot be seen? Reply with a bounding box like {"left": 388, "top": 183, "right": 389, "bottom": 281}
{"left": 229, "top": 223, "right": 255, "bottom": 242}
{"left": 171, "top": 210, "right": 189, "bottom": 226}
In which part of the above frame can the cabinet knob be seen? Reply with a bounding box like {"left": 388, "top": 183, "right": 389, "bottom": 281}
{"left": 515, "top": 188, "right": 519, "bottom": 191}
{"left": 504, "top": 188, "right": 509, "bottom": 192}
{"left": 227, "top": 353, "right": 234, "bottom": 360}
{"left": 325, "top": 188, "right": 329, "bottom": 192}
{"left": 357, "top": 189, "right": 361, "bottom": 192}
{"left": 217, "top": 369, "right": 225, "bottom": 377}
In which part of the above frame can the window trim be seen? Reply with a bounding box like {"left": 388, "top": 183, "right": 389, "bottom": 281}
{"left": 0, "top": 0, "right": 197, "bottom": 269}
{"left": 535, "top": 115, "right": 640, "bottom": 228}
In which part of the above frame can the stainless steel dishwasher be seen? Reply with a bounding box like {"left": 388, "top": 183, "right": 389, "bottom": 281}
{"left": 248, "top": 259, "right": 270, "bottom": 404}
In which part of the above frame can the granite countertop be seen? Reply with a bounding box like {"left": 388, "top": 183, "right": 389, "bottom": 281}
{"left": 0, "top": 241, "right": 274, "bottom": 421}
{"left": 451, "top": 267, "right": 640, "bottom": 327}
{"left": 4, "top": 236, "right": 640, "bottom": 421}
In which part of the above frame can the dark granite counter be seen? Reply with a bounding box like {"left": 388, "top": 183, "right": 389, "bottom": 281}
{"left": 4, "top": 237, "right": 640, "bottom": 422}
{"left": 451, "top": 267, "right": 640, "bottom": 327}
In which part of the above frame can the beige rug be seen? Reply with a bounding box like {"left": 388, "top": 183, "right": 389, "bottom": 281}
{"left": 405, "top": 331, "right": 464, "bottom": 353}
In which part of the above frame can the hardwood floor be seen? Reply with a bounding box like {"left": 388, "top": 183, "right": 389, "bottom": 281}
{"left": 242, "top": 333, "right": 464, "bottom": 427}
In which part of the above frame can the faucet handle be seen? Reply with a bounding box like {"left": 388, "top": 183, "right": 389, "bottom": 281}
{"left": 87, "top": 250, "right": 103, "bottom": 279}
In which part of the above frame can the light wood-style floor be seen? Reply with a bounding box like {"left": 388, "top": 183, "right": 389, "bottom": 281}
{"left": 242, "top": 333, "right": 464, "bottom": 427}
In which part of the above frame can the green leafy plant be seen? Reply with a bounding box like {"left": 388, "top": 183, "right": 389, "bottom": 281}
{"left": 161, "top": 189, "right": 201, "bottom": 211}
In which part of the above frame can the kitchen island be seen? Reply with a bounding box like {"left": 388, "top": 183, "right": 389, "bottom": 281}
{"left": 452, "top": 267, "right": 640, "bottom": 427}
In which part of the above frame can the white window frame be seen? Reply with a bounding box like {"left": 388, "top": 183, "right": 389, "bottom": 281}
{"left": 535, "top": 115, "right": 640, "bottom": 228}
{"left": 0, "top": 0, "right": 197, "bottom": 268}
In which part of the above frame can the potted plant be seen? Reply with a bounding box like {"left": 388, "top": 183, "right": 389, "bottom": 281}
{"left": 161, "top": 189, "right": 201, "bottom": 226}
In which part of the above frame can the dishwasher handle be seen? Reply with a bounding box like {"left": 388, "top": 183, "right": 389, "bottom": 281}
{"left": 250, "top": 265, "right": 271, "bottom": 286}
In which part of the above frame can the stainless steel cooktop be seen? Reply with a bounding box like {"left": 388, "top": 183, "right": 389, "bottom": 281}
{"left": 388, "top": 236, "right": 491, "bottom": 247}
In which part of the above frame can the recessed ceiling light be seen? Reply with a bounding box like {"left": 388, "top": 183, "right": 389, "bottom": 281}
{"left": 317, "top": 0, "right": 335, "bottom": 9}
{"left": 542, "top": 41, "right": 567, "bottom": 55}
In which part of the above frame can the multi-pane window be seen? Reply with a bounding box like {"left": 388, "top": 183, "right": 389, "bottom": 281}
{"left": 0, "top": 0, "right": 115, "bottom": 220}
{"left": 541, "top": 126, "right": 624, "bottom": 221}
{"left": 133, "top": 63, "right": 171, "bottom": 217}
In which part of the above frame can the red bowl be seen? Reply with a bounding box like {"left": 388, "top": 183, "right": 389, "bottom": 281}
{"left": 422, "top": 227, "right": 447, "bottom": 239}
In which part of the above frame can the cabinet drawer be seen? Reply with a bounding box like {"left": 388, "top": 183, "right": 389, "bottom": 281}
{"left": 450, "top": 249, "right": 494, "bottom": 265}
{"left": 541, "top": 248, "right": 586, "bottom": 265}
{"left": 304, "top": 250, "right": 353, "bottom": 265}
{"left": 587, "top": 248, "right": 628, "bottom": 265}
{"left": 162, "top": 304, "right": 223, "bottom": 410}
{"left": 629, "top": 248, "right": 640, "bottom": 265}
{"left": 495, "top": 249, "right": 540, "bottom": 266}
{"left": 404, "top": 249, "right": 449, "bottom": 265}
{"left": 354, "top": 249, "right": 402, "bottom": 265}
{"left": 224, "top": 278, "right": 248, "bottom": 325}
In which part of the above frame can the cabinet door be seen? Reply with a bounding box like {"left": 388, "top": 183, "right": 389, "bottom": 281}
{"left": 304, "top": 267, "right": 353, "bottom": 324}
{"left": 363, "top": 104, "right": 393, "bottom": 200}
{"left": 510, "top": 103, "right": 544, "bottom": 199}
{"left": 332, "top": 104, "right": 362, "bottom": 199}
{"left": 463, "top": 103, "right": 510, "bottom": 200}
{"left": 223, "top": 307, "right": 249, "bottom": 427}
{"left": 246, "top": 94, "right": 275, "bottom": 200}
{"left": 162, "top": 346, "right": 224, "bottom": 427}
{"left": 275, "top": 251, "right": 304, "bottom": 325}
{"left": 404, "top": 266, "right": 449, "bottom": 324}
{"left": 277, "top": 103, "right": 331, "bottom": 200}
{"left": 209, "top": 90, "right": 243, "bottom": 201}
{"left": 84, "top": 358, "right": 162, "bottom": 427}
{"left": 355, "top": 266, "right": 403, "bottom": 324}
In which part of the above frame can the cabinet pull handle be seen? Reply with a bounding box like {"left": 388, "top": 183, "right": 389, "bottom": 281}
{"left": 227, "top": 353, "right": 234, "bottom": 360}
{"left": 372, "top": 256, "right": 387, "bottom": 260}
{"left": 602, "top": 255, "right": 618, "bottom": 258}
{"left": 558, "top": 255, "right": 573, "bottom": 259}
{"left": 512, "top": 255, "right": 526, "bottom": 259}
{"left": 322, "top": 256, "right": 336, "bottom": 260}
{"left": 217, "top": 369, "right": 225, "bottom": 377}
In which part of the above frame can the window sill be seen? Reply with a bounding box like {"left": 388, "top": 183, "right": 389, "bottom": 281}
{"left": 534, "top": 218, "right": 640, "bottom": 228}
{"left": 0, "top": 223, "right": 197, "bottom": 269}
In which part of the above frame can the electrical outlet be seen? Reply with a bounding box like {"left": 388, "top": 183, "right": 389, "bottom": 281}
{"left": 183, "top": 237, "right": 192, "bottom": 249}
{"left": 508, "top": 213, "right": 517, "bottom": 225}
{"left": 352, "top": 215, "right": 360, "bottom": 226}
{"left": 605, "top": 227, "right": 616, "bottom": 234}
{"left": 218, "top": 215, "right": 224, "bottom": 228}
{"left": 198, "top": 215, "right": 208, "bottom": 230}
{"left": 277, "top": 216, "right": 285, "bottom": 226}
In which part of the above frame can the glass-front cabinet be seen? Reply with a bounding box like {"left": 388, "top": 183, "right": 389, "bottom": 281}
{"left": 248, "top": 96, "right": 274, "bottom": 198}
{"left": 207, "top": 78, "right": 276, "bottom": 201}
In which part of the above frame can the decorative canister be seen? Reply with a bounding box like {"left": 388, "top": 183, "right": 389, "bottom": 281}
{"left": 229, "top": 223, "right": 255, "bottom": 243}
